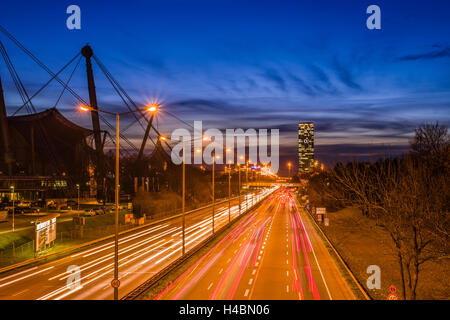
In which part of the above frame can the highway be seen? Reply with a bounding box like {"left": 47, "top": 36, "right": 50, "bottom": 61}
{"left": 155, "top": 188, "right": 356, "bottom": 300}
{"left": 0, "top": 188, "right": 276, "bottom": 300}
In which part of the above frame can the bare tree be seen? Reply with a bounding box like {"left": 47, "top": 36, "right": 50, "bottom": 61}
{"left": 411, "top": 122, "right": 449, "bottom": 163}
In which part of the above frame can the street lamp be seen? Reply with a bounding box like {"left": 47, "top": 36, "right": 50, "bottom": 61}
{"left": 10, "top": 185, "right": 14, "bottom": 232}
{"left": 79, "top": 103, "right": 158, "bottom": 300}
{"left": 287, "top": 162, "right": 292, "bottom": 179}
{"left": 212, "top": 153, "right": 220, "bottom": 234}
{"left": 226, "top": 149, "right": 232, "bottom": 223}
{"left": 76, "top": 184, "right": 80, "bottom": 211}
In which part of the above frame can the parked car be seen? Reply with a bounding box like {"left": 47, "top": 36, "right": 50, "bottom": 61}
{"left": 31, "top": 200, "right": 46, "bottom": 208}
{"left": 66, "top": 200, "right": 78, "bottom": 208}
{"left": 16, "top": 201, "right": 32, "bottom": 208}
{"left": 47, "top": 201, "right": 57, "bottom": 210}
{"left": 84, "top": 206, "right": 110, "bottom": 216}
{"left": 20, "top": 207, "right": 41, "bottom": 214}
{"left": 83, "top": 209, "right": 96, "bottom": 216}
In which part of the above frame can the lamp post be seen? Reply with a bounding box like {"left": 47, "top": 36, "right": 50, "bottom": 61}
{"left": 212, "top": 152, "right": 216, "bottom": 234}
{"left": 287, "top": 162, "right": 292, "bottom": 180}
{"left": 226, "top": 149, "right": 232, "bottom": 223}
{"left": 10, "top": 185, "right": 14, "bottom": 232}
{"left": 76, "top": 184, "right": 80, "bottom": 211}
{"left": 237, "top": 163, "right": 241, "bottom": 215}
{"left": 80, "top": 103, "right": 157, "bottom": 300}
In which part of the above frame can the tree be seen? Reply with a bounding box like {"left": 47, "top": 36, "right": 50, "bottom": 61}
{"left": 411, "top": 122, "right": 449, "bottom": 163}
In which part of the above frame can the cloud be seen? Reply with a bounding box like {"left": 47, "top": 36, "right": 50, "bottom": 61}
{"left": 332, "top": 58, "right": 362, "bottom": 90}
{"left": 262, "top": 68, "right": 287, "bottom": 92}
{"left": 397, "top": 47, "right": 450, "bottom": 61}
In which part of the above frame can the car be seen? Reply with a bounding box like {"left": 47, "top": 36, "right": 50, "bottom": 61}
{"left": 16, "top": 201, "right": 32, "bottom": 208}
{"left": 66, "top": 200, "right": 78, "bottom": 208}
{"left": 82, "top": 206, "right": 111, "bottom": 217}
{"left": 21, "top": 207, "right": 40, "bottom": 214}
{"left": 31, "top": 200, "right": 46, "bottom": 208}
{"left": 83, "top": 209, "right": 97, "bottom": 216}
{"left": 47, "top": 201, "right": 57, "bottom": 210}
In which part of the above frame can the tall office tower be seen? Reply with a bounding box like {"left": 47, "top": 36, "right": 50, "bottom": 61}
{"left": 298, "top": 122, "right": 314, "bottom": 172}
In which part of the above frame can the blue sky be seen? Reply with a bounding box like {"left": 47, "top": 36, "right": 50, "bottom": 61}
{"left": 0, "top": 0, "right": 449, "bottom": 172}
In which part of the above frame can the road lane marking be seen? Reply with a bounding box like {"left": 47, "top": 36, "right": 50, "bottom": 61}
{"left": 0, "top": 266, "right": 55, "bottom": 288}
{"left": 244, "top": 289, "right": 249, "bottom": 297}
{"left": 219, "top": 268, "right": 223, "bottom": 274}
{"left": 286, "top": 285, "right": 289, "bottom": 292}
{"left": 208, "top": 282, "right": 214, "bottom": 290}
{"left": 0, "top": 266, "right": 38, "bottom": 283}
{"left": 252, "top": 269, "right": 256, "bottom": 275}
{"left": 286, "top": 271, "right": 289, "bottom": 277}
{"left": 248, "top": 278, "right": 253, "bottom": 285}
{"left": 12, "top": 288, "right": 29, "bottom": 296}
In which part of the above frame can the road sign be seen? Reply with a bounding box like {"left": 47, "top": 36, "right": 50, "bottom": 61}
{"left": 111, "top": 278, "right": 120, "bottom": 288}
{"left": 316, "top": 207, "right": 326, "bottom": 215}
{"left": 387, "top": 293, "right": 398, "bottom": 300}
{"left": 389, "top": 285, "right": 396, "bottom": 293}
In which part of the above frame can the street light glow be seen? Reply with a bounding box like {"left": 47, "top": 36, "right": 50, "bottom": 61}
{"left": 79, "top": 105, "right": 90, "bottom": 112}
{"left": 147, "top": 104, "right": 158, "bottom": 112}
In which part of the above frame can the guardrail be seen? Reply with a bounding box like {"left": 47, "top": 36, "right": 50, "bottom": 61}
{"left": 121, "top": 188, "right": 275, "bottom": 300}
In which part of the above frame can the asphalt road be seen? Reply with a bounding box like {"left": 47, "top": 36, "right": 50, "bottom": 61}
{"left": 155, "top": 188, "right": 356, "bottom": 300}
{"left": 0, "top": 188, "right": 276, "bottom": 300}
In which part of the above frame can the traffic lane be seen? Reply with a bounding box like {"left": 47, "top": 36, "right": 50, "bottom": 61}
{"left": 0, "top": 190, "right": 273, "bottom": 300}
{"left": 245, "top": 201, "right": 299, "bottom": 300}
{"left": 1, "top": 204, "right": 236, "bottom": 300}
{"left": 292, "top": 197, "right": 355, "bottom": 300}
{"left": 156, "top": 188, "right": 354, "bottom": 301}
{"left": 154, "top": 195, "right": 278, "bottom": 300}
{"left": 57, "top": 192, "right": 270, "bottom": 300}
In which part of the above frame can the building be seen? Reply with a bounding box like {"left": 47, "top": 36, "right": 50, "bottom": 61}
{"left": 298, "top": 122, "right": 314, "bottom": 173}
{"left": 0, "top": 108, "right": 94, "bottom": 201}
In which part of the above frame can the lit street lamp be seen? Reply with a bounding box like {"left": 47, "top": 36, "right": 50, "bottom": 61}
{"left": 80, "top": 103, "right": 158, "bottom": 300}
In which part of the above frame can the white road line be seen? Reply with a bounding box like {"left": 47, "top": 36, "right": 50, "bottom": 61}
{"left": 0, "top": 266, "right": 38, "bottom": 283}
{"left": 248, "top": 278, "right": 253, "bottom": 285}
{"left": 219, "top": 268, "right": 223, "bottom": 274}
{"left": 244, "top": 289, "right": 250, "bottom": 297}
{"left": 0, "top": 266, "right": 54, "bottom": 288}
{"left": 208, "top": 282, "right": 214, "bottom": 290}
{"left": 286, "top": 270, "right": 289, "bottom": 277}
{"left": 252, "top": 269, "right": 256, "bottom": 275}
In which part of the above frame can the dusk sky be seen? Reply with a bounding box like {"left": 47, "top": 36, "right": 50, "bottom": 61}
{"left": 1, "top": 0, "right": 449, "bottom": 173}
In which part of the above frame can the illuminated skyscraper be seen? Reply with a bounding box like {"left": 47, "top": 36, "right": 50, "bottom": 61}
{"left": 298, "top": 122, "right": 314, "bottom": 172}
